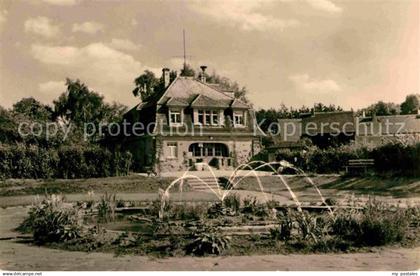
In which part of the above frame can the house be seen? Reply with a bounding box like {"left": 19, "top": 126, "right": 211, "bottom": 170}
{"left": 122, "top": 67, "right": 264, "bottom": 173}
{"left": 356, "top": 113, "right": 420, "bottom": 145}
{"left": 276, "top": 111, "right": 356, "bottom": 148}
{"left": 272, "top": 110, "right": 420, "bottom": 150}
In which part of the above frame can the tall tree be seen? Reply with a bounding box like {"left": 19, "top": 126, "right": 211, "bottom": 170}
{"left": 312, "top": 103, "right": 343, "bottom": 113}
{"left": 54, "top": 79, "right": 126, "bottom": 127}
{"left": 206, "top": 70, "right": 249, "bottom": 101}
{"left": 132, "top": 70, "right": 176, "bottom": 102}
{"left": 12, "top": 97, "right": 53, "bottom": 121}
{"left": 400, "top": 94, "right": 420, "bottom": 114}
{"left": 361, "top": 101, "right": 399, "bottom": 116}
{"left": 0, "top": 106, "right": 20, "bottom": 144}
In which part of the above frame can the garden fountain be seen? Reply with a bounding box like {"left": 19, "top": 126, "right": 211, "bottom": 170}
{"left": 159, "top": 160, "right": 335, "bottom": 218}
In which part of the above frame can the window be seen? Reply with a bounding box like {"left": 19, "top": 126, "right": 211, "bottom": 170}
{"left": 234, "top": 111, "right": 245, "bottom": 127}
{"left": 188, "top": 143, "right": 228, "bottom": 157}
{"left": 205, "top": 112, "right": 211, "bottom": 125}
{"left": 215, "top": 144, "right": 222, "bottom": 156}
{"left": 167, "top": 142, "right": 177, "bottom": 158}
{"left": 198, "top": 110, "right": 204, "bottom": 124}
{"left": 196, "top": 110, "right": 220, "bottom": 126}
{"left": 204, "top": 143, "right": 214, "bottom": 156}
{"left": 212, "top": 112, "right": 219, "bottom": 125}
{"left": 169, "top": 109, "right": 182, "bottom": 126}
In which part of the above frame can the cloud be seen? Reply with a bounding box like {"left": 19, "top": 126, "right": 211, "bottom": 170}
{"left": 289, "top": 74, "right": 341, "bottom": 93}
{"left": 39, "top": 80, "right": 66, "bottom": 94}
{"left": 31, "top": 43, "right": 160, "bottom": 103}
{"left": 188, "top": 0, "right": 299, "bottom": 31}
{"left": 130, "top": 18, "right": 138, "bottom": 27}
{"left": 41, "top": 0, "right": 78, "bottom": 6}
{"left": 72, "top": 21, "right": 104, "bottom": 34}
{"left": 108, "top": 38, "right": 141, "bottom": 51}
{"left": 305, "top": 0, "right": 342, "bottom": 13}
{"left": 38, "top": 81, "right": 66, "bottom": 103}
{"left": 0, "top": 9, "right": 7, "bottom": 26}
{"left": 24, "top": 16, "right": 60, "bottom": 38}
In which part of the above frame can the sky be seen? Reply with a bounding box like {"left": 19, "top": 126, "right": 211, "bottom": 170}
{"left": 0, "top": 0, "right": 418, "bottom": 110}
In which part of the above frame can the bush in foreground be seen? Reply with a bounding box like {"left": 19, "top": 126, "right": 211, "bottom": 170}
{"left": 18, "top": 194, "right": 82, "bottom": 244}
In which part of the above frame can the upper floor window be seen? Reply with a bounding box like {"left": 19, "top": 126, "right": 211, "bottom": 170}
{"left": 169, "top": 109, "right": 182, "bottom": 126}
{"left": 197, "top": 110, "right": 220, "bottom": 126}
{"left": 234, "top": 111, "right": 245, "bottom": 127}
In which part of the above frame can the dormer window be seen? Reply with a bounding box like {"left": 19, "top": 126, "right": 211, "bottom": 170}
{"left": 233, "top": 110, "right": 246, "bottom": 127}
{"left": 196, "top": 109, "right": 221, "bottom": 126}
{"left": 169, "top": 109, "right": 183, "bottom": 126}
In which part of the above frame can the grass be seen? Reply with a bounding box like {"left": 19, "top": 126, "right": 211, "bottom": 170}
{"left": 0, "top": 175, "right": 174, "bottom": 197}
{"left": 321, "top": 176, "right": 420, "bottom": 198}
{"left": 1, "top": 174, "right": 419, "bottom": 203}
{"left": 234, "top": 175, "right": 420, "bottom": 198}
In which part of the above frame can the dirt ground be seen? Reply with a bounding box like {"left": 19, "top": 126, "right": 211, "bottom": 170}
{"left": 1, "top": 239, "right": 419, "bottom": 271}
{"left": 0, "top": 206, "right": 419, "bottom": 271}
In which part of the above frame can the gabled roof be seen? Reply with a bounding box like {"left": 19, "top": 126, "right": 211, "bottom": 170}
{"left": 158, "top": 77, "right": 232, "bottom": 105}
{"left": 190, "top": 94, "right": 230, "bottom": 108}
{"left": 166, "top": 97, "right": 189, "bottom": 107}
{"left": 157, "top": 77, "right": 250, "bottom": 109}
{"left": 231, "top": 98, "right": 249, "bottom": 109}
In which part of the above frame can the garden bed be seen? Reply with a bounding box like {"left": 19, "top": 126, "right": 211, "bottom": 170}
{"left": 16, "top": 192, "right": 420, "bottom": 257}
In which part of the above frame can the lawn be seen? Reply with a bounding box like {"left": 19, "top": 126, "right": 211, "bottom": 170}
{"left": 1, "top": 174, "right": 419, "bottom": 200}
{"left": 0, "top": 175, "right": 174, "bottom": 197}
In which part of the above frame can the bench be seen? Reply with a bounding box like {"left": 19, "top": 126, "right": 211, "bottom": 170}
{"left": 345, "top": 159, "right": 375, "bottom": 175}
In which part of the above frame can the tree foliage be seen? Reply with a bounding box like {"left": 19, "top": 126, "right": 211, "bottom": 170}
{"left": 400, "top": 94, "right": 420, "bottom": 115}
{"left": 132, "top": 70, "right": 177, "bottom": 102}
{"left": 12, "top": 97, "right": 53, "bottom": 121}
{"left": 360, "top": 101, "right": 400, "bottom": 116}
{"left": 0, "top": 107, "right": 20, "bottom": 144}
{"left": 180, "top": 64, "right": 195, "bottom": 77}
{"left": 53, "top": 79, "right": 127, "bottom": 129}
{"left": 256, "top": 103, "right": 343, "bottom": 132}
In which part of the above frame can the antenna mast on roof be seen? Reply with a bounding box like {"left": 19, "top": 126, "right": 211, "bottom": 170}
{"left": 183, "top": 29, "right": 186, "bottom": 72}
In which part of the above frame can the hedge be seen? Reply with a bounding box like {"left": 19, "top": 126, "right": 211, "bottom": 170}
{"left": 0, "top": 144, "right": 132, "bottom": 179}
{"left": 269, "top": 141, "right": 419, "bottom": 176}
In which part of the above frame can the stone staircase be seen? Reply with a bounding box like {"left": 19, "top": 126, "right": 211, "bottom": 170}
{"left": 187, "top": 177, "right": 221, "bottom": 193}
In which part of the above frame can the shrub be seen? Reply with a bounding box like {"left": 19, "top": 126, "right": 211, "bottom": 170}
{"left": 331, "top": 210, "right": 362, "bottom": 241}
{"left": 97, "top": 192, "right": 117, "bottom": 223}
{"left": 242, "top": 196, "right": 258, "bottom": 214}
{"left": 170, "top": 204, "right": 207, "bottom": 221}
{"left": 0, "top": 143, "right": 132, "bottom": 179}
{"left": 223, "top": 193, "right": 241, "bottom": 213}
{"left": 218, "top": 177, "right": 233, "bottom": 190}
{"left": 242, "top": 196, "right": 269, "bottom": 217}
{"left": 271, "top": 210, "right": 293, "bottom": 241}
{"left": 185, "top": 225, "right": 231, "bottom": 256}
{"left": 294, "top": 211, "right": 330, "bottom": 243}
{"left": 372, "top": 141, "right": 420, "bottom": 176}
{"left": 18, "top": 194, "right": 82, "bottom": 244}
{"left": 332, "top": 200, "right": 410, "bottom": 246}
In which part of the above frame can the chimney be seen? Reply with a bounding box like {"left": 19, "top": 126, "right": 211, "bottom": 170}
{"left": 162, "top": 68, "right": 170, "bottom": 88}
{"left": 200, "top": 65, "right": 207, "bottom": 83}
{"left": 362, "top": 110, "right": 366, "bottom": 118}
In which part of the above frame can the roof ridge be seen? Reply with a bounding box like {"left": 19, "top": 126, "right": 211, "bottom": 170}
{"left": 189, "top": 94, "right": 202, "bottom": 106}
{"left": 198, "top": 79, "right": 235, "bottom": 99}
{"left": 157, "top": 76, "right": 181, "bottom": 105}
